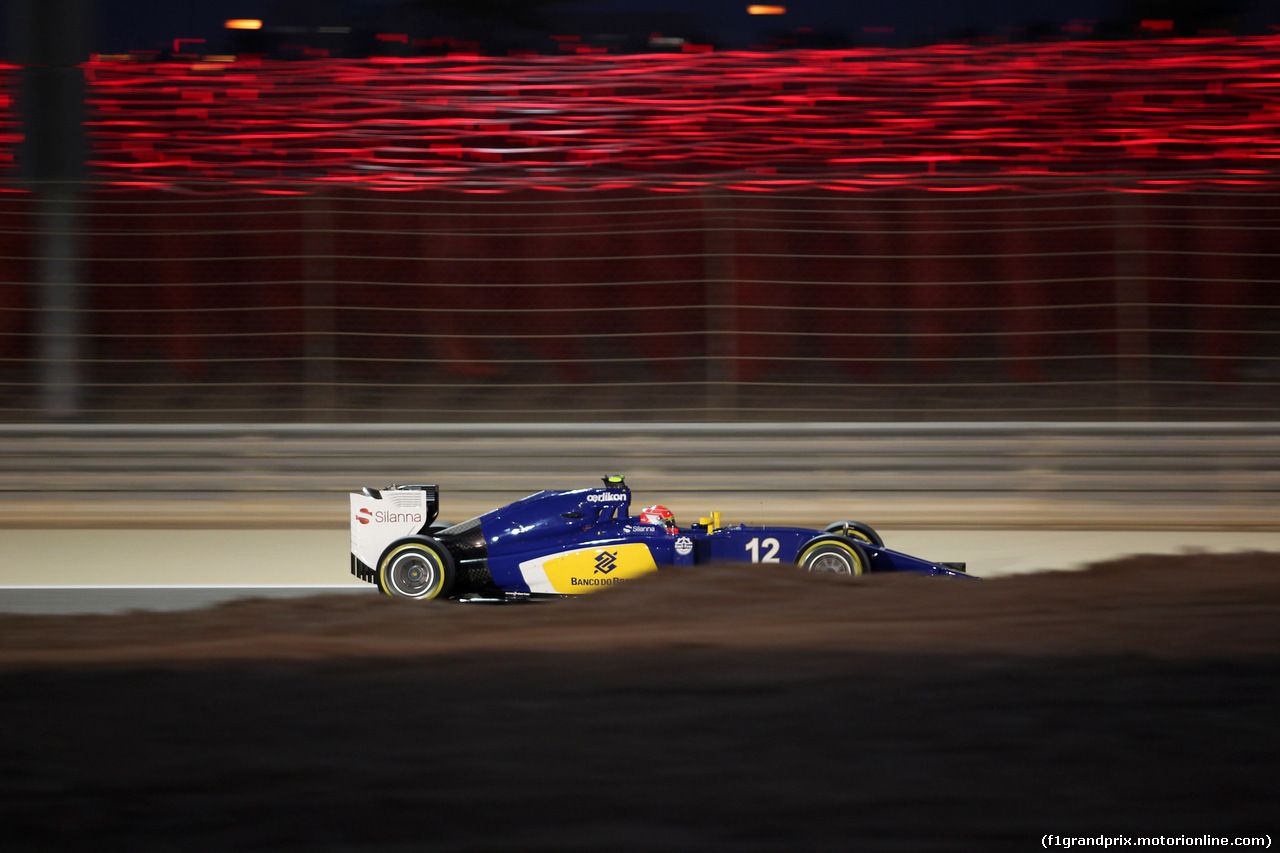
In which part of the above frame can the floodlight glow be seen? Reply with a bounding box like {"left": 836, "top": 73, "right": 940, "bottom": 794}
{"left": 76, "top": 37, "right": 1280, "bottom": 193}
{"left": 747, "top": 5, "right": 787, "bottom": 15}
{"left": 225, "top": 19, "right": 263, "bottom": 30}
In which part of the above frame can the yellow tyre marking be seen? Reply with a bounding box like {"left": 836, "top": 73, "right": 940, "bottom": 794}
{"left": 798, "top": 540, "right": 865, "bottom": 576}
{"left": 379, "top": 543, "right": 444, "bottom": 599}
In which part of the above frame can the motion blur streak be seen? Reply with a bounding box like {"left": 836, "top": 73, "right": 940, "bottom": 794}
{"left": 38, "top": 36, "right": 1280, "bottom": 192}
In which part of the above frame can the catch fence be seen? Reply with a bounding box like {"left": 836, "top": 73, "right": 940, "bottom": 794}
{"left": 2, "top": 181, "right": 1278, "bottom": 422}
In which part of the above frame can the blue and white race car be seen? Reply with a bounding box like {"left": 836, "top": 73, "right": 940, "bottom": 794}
{"left": 350, "top": 475, "right": 971, "bottom": 601}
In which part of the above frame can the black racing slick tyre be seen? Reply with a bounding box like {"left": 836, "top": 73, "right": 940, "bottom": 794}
{"left": 378, "top": 538, "right": 456, "bottom": 600}
{"left": 797, "top": 536, "right": 869, "bottom": 576}
{"left": 821, "top": 521, "right": 884, "bottom": 548}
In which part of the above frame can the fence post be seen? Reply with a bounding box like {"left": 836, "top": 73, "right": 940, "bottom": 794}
{"left": 10, "top": 0, "right": 91, "bottom": 419}
{"left": 303, "top": 190, "right": 337, "bottom": 420}
{"left": 702, "top": 186, "right": 736, "bottom": 416}
{"left": 35, "top": 192, "right": 82, "bottom": 419}
{"left": 1114, "top": 188, "right": 1150, "bottom": 415}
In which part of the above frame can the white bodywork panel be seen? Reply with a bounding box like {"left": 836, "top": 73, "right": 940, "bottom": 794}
{"left": 350, "top": 490, "right": 429, "bottom": 570}
{"left": 517, "top": 552, "right": 558, "bottom": 594}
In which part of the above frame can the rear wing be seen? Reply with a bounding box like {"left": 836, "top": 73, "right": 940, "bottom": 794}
{"left": 358, "top": 484, "right": 440, "bottom": 528}
{"left": 351, "top": 484, "right": 442, "bottom": 582}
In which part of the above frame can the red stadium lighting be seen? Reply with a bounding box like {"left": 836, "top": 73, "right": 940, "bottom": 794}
{"left": 63, "top": 37, "right": 1280, "bottom": 193}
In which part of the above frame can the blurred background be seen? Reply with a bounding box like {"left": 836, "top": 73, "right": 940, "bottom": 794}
{"left": 5, "top": 12, "right": 1276, "bottom": 851}
{"left": 2, "top": 0, "right": 1279, "bottom": 529}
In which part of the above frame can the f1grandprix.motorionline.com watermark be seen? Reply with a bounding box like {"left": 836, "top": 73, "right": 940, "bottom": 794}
{"left": 1043, "top": 836, "right": 1271, "bottom": 849}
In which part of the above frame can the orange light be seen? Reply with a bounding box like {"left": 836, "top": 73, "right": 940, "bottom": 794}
{"left": 225, "top": 19, "right": 263, "bottom": 30}
{"left": 747, "top": 5, "right": 787, "bottom": 14}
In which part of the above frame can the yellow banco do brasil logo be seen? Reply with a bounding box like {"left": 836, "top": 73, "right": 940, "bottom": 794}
{"left": 541, "top": 543, "right": 657, "bottom": 593}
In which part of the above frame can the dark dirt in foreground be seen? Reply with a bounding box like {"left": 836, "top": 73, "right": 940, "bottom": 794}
{"left": 1, "top": 554, "right": 1278, "bottom": 851}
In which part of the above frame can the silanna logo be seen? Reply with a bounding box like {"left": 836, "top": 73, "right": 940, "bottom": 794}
{"left": 594, "top": 550, "right": 618, "bottom": 574}
{"left": 356, "top": 507, "right": 424, "bottom": 525}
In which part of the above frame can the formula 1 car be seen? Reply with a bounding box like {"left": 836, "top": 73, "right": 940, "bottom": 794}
{"left": 350, "top": 475, "right": 971, "bottom": 601}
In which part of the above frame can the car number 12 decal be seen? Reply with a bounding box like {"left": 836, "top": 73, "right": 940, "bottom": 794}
{"left": 745, "top": 537, "right": 781, "bottom": 563}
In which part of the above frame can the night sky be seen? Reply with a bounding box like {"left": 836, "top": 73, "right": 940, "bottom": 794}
{"left": 32, "top": 0, "right": 1279, "bottom": 57}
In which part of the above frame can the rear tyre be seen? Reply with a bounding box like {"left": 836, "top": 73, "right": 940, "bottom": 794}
{"left": 797, "top": 537, "right": 869, "bottom": 576}
{"left": 822, "top": 520, "right": 884, "bottom": 548}
{"left": 378, "top": 539, "right": 456, "bottom": 600}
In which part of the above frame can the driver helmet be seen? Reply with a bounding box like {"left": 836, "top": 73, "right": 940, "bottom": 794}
{"left": 639, "top": 504, "right": 678, "bottom": 535}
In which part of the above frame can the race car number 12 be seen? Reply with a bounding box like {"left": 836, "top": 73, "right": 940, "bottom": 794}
{"left": 745, "top": 537, "right": 781, "bottom": 563}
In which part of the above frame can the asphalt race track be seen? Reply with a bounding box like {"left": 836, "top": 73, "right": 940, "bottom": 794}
{"left": 3, "top": 527, "right": 1280, "bottom": 614}
{"left": 0, "top": 536, "right": 1277, "bottom": 851}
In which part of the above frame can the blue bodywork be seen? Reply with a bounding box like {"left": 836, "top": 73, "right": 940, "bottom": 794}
{"left": 397, "top": 476, "right": 973, "bottom": 599}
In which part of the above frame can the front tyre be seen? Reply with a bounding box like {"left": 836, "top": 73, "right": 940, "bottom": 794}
{"left": 797, "top": 537, "right": 869, "bottom": 576}
{"left": 821, "top": 521, "right": 884, "bottom": 548}
{"left": 378, "top": 539, "right": 456, "bottom": 600}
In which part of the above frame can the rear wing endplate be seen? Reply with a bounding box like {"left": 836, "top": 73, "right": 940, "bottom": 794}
{"left": 361, "top": 484, "right": 440, "bottom": 528}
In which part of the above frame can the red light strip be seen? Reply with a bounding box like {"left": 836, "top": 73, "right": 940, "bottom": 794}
{"left": 0, "top": 63, "right": 19, "bottom": 170}
{"left": 6, "top": 37, "right": 1277, "bottom": 192}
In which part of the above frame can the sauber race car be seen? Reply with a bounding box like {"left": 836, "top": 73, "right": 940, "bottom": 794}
{"left": 350, "top": 475, "right": 971, "bottom": 602}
